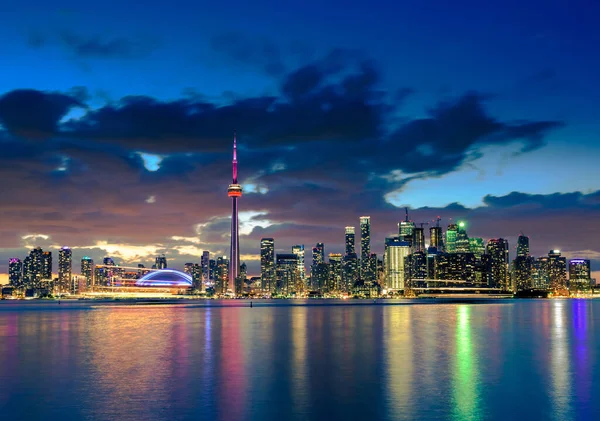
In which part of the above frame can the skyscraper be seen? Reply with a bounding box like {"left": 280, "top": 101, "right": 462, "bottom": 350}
{"left": 8, "top": 258, "right": 22, "bottom": 288}
{"left": 201, "top": 251, "right": 210, "bottom": 290}
{"left": 41, "top": 251, "right": 52, "bottom": 280}
{"left": 184, "top": 263, "right": 194, "bottom": 276}
{"left": 228, "top": 132, "right": 243, "bottom": 295}
{"left": 446, "top": 224, "right": 458, "bottom": 253}
{"left": 292, "top": 245, "right": 306, "bottom": 284}
{"left": 81, "top": 257, "right": 94, "bottom": 290}
{"left": 384, "top": 237, "right": 411, "bottom": 290}
{"left": 345, "top": 227, "right": 355, "bottom": 255}
{"left": 413, "top": 226, "right": 425, "bottom": 252}
{"left": 455, "top": 222, "right": 470, "bottom": 253}
{"left": 485, "top": 239, "right": 509, "bottom": 290}
{"left": 58, "top": 247, "right": 72, "bottom": 293}
{"left": 216, "top": 256, "right": 229, "bottom": 294}
{"left": 24, "top": 247, "right": 44, "bottom": 289}
{"left": 517, "top": 235, "right": 530, "bottom": 257}
{"left": 548, "top": 250, "right": 567, "bottom": 292}
{"left": 569, "top": 259, "right": 591, "bottom": 290}
{"left": 276, "top": 254, "right": 299, "bottom": 296}
{"left": 155, "top": 254, "right": 167, "bottom": 269}
{"left": 329, "top": 253, "right": 343, "bottom": 292}
{"left": 260, "top": 238, "right": 275, "bottom": 293}
{"left": 360, "top": 216, "right": 371, "bottom": 280}
{"left": 312, "top": 243, "right": 324, "bottom": 265}
{"left": 342, "top": 253, "right": 358, "bottom": 291}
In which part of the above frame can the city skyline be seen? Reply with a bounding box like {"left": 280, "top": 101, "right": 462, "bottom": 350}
{"left": 1, "top": 1, "right": 599, "bottom": 282}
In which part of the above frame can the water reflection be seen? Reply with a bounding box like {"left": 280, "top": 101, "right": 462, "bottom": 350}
{"left": 452, "top": 305, "right": 480, "bottom": 421}
{"left": 0, "top": 300, "right": 599, "bottom": 421}
{"left": 550, "top": 301, "right": 571, "bottom": 421}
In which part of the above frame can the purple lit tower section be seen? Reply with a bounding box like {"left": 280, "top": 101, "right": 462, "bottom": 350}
{"left": 227, "top": 132, "right": 242, "bottom": 294}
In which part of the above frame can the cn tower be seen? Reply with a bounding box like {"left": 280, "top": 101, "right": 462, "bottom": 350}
{"left": 227, "top": 132, "right": 242, "bottom": 294}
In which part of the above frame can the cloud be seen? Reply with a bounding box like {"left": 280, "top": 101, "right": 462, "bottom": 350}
{"left": 0, "top": 51, "right": 581, "bottom": 277}
{"left": 0, "top": 89, "right": 83, "bottom": 138}
{"left": 58, "top": 31, "right": 156, "bottom": 59}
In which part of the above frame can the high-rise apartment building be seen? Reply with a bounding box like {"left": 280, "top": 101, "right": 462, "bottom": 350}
{"left": 41, "top": 251, "right": 52, "bottom": 280}
{"left": 429, "top": 225, "right": 443, "bottom": 250}
{"left": 8, "top": 258, "right": 22, "bottom": 287}
{"left": 58, "top": 246, "right": 72, "bottom": 293}
{"left": 360, "top": 216, "right": 372, "bottom": 280}
{"left": 81, "top": 257, "right": 94, "bottom": 290}
{"left": 485, "top": 238, "right": 509, "bottom": 290}
{"left": 201, "top": 251, "right": 210, "bottom": 290}
{"left": 328, "top": 253, "right": 342, "bottom": 292}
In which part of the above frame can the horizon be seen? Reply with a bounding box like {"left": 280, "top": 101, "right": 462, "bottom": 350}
{"left": 1, "top": 1, "right": 599, "bottom": 282}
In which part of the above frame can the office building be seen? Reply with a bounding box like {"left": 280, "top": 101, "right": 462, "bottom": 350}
{"left": 345, "top": 227, "right": 356, "bottom": 255}
{"left": 569, "top": 259, "right": 591, "bottom": 290}
{"left": 360, "top": 216, "right": 372, "bottom": 280}
{"left": 384, "top": 237, "right": 411, "bottom": 290}
{"left": 292, "top": 245, "right": 306, "bottom": 284}
{"left": 548, "top": 250, "right": 567, "bottom": 292}
{"left": 8, "top": 258, "right": 22, "bottom": 288}
{"left": 276, "top": 254, "right": 299, "bottom": 296}
{"left": 261, "top": 238, "right": 275, "bottom": 293}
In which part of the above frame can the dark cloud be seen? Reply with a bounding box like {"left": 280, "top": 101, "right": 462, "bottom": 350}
{"left": 0, "top": 89, "right": 83, "bottom": 138}
{"left": 59, "top": 31, "right": 156, "bottom": 59}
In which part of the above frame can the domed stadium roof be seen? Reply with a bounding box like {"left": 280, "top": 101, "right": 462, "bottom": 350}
{"left": 135, "top": 269, "right": 193, "bottom": 287}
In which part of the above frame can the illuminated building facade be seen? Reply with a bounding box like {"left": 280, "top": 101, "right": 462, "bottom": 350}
{"left": 345, "top": 227, "right": 355, "bottom": 255}
{"left": 292, "top": 245, "right": 306, "bottom": 285}
{"left": 517, "top": 235, "right": 530, "bottom": 257}
{"left": 532, "top": 257, "right": 549, "bottom": 288}
{"left": 135, "top": 269, "right": 193, "bottom": 287}
{"left": 81, "top": 257, "right": 94, "bottom": 289}
{"left": 261, "top": 238, "right": 275, "bottom": 293}
{"left": 201, "top": 251, "right": 210, "bottom": 290}
{"left": 446, "top": 224, "right": 458, "bottom": 253}
{"left": 384, "top": 237, "right": 411, "bottom": 290}
{"left": 276, "top": 254, "right": 299, "bottom": 295}
{"left": 41, "top": 251, "right": 52, "bottom": 280}
{"left": 547, "top": 250, "right": 567, "bottom": 291}
{"left": 569, "top": 259, "right": 591, "bottom": 290}
{"left": 329, "top": 253, "right": 342, "bottom": 292}
{"left": 485, "top": 238, "right": 509, "bottom": 290}
{"left": 413, "top": 226, "right": 425, "bottom": 253}
{"left": 216, "top": 256, "right": 229, "bottom": 294}
{"left": 228, "top": 133, "right": 243, "bottom": 295}
{"left": 429, "top": 225, "right": 443, "bottom": 250}
{"left": 342, "top": 253, "right": 358, "bottom": 291}
{"left": 360, "top": 216, "right": 373, "bottom": 281}
{"left": 9, "top": 258, "right": 22, "bottom": 288}
{"left": 399, "top": 220, "right": 415, "bottom": 245}
{"left": 58, "top": 246, "right": 72, "bottom": 293}
{"left": 23, "top": 247, "right": 44, "bottom": 289}
{"left": 184, "top": 263, "right": 194, "bottom": 276}
{"left": 455, "top": 222, "right": 470, "bottom": 253}
{"left": 192, "top": 264, "right": 202, "bottom": 289}
{"left": 469, "top": 237, "right": 485, "bottom": 259}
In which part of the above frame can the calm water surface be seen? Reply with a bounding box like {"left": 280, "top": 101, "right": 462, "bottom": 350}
{"left": 0, "top": 299, "right": 598, "bottom": 421}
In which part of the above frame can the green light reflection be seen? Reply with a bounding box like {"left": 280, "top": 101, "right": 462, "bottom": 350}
{"left": 452, "top": 305, "right": 480, "bottom": 421}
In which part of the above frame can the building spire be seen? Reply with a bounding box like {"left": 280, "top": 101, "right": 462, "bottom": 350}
{"left": 232, "top": 131, "right": 238, "bottom": 184}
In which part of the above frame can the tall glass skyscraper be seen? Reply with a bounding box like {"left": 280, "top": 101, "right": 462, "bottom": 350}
{"left": 292, "top": 245, "right": 306, "bottom": 284}
{"left": 81, "top": 256, "right": 94, "bottom": 290}
{"left": 201, "top": 251, "right": 210, "bottom": 290}
{"left": 58, "top": 246, "right": 72, "bottom": 293}
{"left": 345, "top": 227, "right": 355, "bottom": 255}
{"left": 360, "top": 216, "right": 371, "bottom": 280}
{"left": 485, "top": 238, "right": 509, "bottom": 290}
{"left": 261, "top": 238, "right": 275, "bottom": 293}
{"left": 569, "top": 259, "right": 591, "bottom": 290}
{"left": 517, "top": 235, "right": 530, "bottom": 257}
{"left": 446, "top": 224, "right": 458, "bottom": 253}
{"left": 384, "top": 237, "right": 411, "bottom": 290}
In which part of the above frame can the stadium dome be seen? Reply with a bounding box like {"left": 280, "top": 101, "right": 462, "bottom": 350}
{"left": 135, "top": 269, "right": 193, "bottom": 287}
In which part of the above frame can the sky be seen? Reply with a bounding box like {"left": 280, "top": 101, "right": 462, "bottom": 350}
{"left": 0, "top": 0, "right": 599, "bottom": 281}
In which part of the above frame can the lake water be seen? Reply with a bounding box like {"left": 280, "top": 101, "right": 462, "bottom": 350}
{"left": 0, "top": 299, "right": 598, "bottom": 420}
